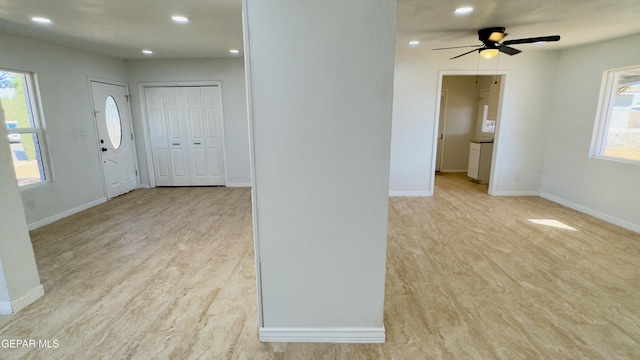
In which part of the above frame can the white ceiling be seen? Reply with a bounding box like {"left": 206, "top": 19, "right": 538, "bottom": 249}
{"left": 0, "top": 0, "right": 639, "bottom": 59}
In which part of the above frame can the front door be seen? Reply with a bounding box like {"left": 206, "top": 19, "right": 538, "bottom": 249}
{"left": 91, "top": 81, "right": 137, "bottom": 199}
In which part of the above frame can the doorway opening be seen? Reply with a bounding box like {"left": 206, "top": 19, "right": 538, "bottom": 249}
{"left": 433, "top": 72, "right": 506, "bottom": 195}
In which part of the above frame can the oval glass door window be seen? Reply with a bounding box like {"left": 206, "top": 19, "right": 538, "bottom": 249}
{"left": 105, "top": 96, "right": 122, "bottom": 149}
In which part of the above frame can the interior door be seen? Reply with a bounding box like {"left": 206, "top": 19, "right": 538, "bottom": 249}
{"left": 91, "top": 81, "right": 137, "bottom": 199}
{"left": 435, "top": 90, "right": 447, "bottom": 172}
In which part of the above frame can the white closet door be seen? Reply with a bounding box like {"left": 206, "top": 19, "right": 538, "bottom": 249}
{"left": 202, "top": 87, "right": 225, "bottom": 185}
{"left": 184, "top": 87, "right": 210, "bottom": 185}
{"left": 145, "top": 85, "right": 225, "bottom": 186}
{"left": 163, "top": 88, "right": 191, "bottom": 186}
{"left": 145, "top": 88, "right": 173, "bottom": 186}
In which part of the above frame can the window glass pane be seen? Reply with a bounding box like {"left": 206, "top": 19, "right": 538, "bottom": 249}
{"left": 602, "top": 71, "right": 640, "bottom": 161}
{"left": 1, "top": 69, "right": 49, "bottom": 187}
{"left": 105, "top": 96, "right": 122, "bottom": 149}
{"left": 11, "top": 133, "right": 46, "bottom": 186}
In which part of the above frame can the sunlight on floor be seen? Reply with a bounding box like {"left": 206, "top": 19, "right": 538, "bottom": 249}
{"left": 528, "top": 219, "right": 578, "bottom": 231}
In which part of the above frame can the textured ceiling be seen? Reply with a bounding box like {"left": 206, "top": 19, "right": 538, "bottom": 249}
{"left": 0, "top": 0, "right": 639, "bottom": 59}
{"left": 397, "top": 0, "right": 640, "bottom": 51}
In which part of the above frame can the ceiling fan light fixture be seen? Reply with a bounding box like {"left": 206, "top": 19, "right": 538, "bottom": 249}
{"left": 480, "top": 48, "right": 499, "bottom": 59}
{"left": 488, "top": 32, "right": 505, "bottom": 42}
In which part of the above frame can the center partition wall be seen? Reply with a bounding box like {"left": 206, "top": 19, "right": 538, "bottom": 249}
{"left": 243, "top": 0, "right": 397, "bottom": 343}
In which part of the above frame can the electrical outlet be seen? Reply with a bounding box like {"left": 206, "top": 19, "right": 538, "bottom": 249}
{"left": 27, "top": 199, "right": 36, "bottom": 209}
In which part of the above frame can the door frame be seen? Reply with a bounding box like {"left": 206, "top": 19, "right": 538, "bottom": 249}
{"left": 433, "top": 70, "right": 508, "bottom": 196}
{"left": 435, "top": 89, "right": 448, "bottom": 172}
{"left": 138, "top": 81, "right": 228, "bottom": 188}
{"left": 88, "top": 77, "right": 140, "bottom": 198}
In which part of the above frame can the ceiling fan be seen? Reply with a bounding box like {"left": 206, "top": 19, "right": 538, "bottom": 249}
{"left": 434, "top": 27, "right": 560, "bottom": 60}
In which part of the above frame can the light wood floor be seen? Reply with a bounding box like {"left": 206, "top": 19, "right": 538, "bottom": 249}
{"left": 1, "top": 173, "right": 639, "bottom": 359}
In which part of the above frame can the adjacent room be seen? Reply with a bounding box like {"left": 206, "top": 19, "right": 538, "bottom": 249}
{"left": 1, "top": 0, "right": 639, "bottom": 358}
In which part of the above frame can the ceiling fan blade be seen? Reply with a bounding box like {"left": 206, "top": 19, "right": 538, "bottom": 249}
{"left": 450, "top": 48, "right": 480, "bottom": 60}
{"left": 503, "top": 35, "right": 560, "bottom": 46}
{"left": 433, "top": 45, "right": 483, "bottom": 51}
{"left": 499, "top": 45, "right": 521, "bottom": 55}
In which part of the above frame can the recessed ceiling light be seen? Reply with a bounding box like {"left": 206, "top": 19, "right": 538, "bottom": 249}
{"left": 229, "top": 49, "right": 240, "bottom": 54}
{"left": 31, "top": 17, "right": 52, "bottom": 24}
{"left": 454, "top": 6, "right": 474, "bottom": 15}
{"left": 142, "top": 50, "right": 154, "bottom": 55}
{"left": 408, "top": 40, "right": 420, "bottom": 46}
{"left": 171, "top": 15, "right": 189, "bottom": 23}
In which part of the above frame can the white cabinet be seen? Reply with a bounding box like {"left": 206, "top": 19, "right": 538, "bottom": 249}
{"left": 467, "top": 142, "right": 493, "bottom": 184}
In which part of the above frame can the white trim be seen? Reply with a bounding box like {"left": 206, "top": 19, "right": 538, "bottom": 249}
{"left": 491, "top": 191, "right": 540, "bottom": 196}
{"left": 439, "top": 169, "right": 467, "bottom": 173}
{"left": 259, "top": 327, "right": 386, "bottom": 343}
{"left": 138, "top": 183, "right": 152, "bottom": 189}
{"left": 435, "top": 89, "right": 447, "bottom": 172}
{"left": 540, "top": 192, "right": 640, "bottom": 234}
{"left": 226, "top": 182, "right": 252, "bottom": 188}
{"left": 389, "top": 190, "right": 431, "bottom": 197}
{"left": 27, "top": 197, "right": 107, "bottom": 230}
{"left": 0, "top": 301, "right": 12, "bottom": 315}
{"left": 9, "top": 285, "right": 44, "bottom": 314}
{"left": 242, "top": 0, "right": 264, "bottom": 327}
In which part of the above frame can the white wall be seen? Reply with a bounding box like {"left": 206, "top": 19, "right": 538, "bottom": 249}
{"left": 441, "top": 76, "right": 480, "bottom": 172}
{"left": 390, "top": 46, "right": 560, "bottom": 196}
{"left": 0, "top": 106, "right": 43, "bottom": 314}
{"left": 541, "top": 33, "right": 640, "bottom": 231}
{"left": 0, "top": 31, "right": 128, "bottom": 228}
{"left": 125, "top": 58, "right": 250, "bottom": 187}
{"left": 244, "top": 0, "right": 396, "bottom": 341}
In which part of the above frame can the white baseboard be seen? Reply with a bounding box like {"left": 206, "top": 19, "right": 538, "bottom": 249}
{"left": 540, "top": 192, "right": 640, "bottom": 234}
{"left": 226, "top": 182, "right": 252, "bottom": 188}
{"left": 0, "top": 301, "right": 11, "bottom": 315}
{"left": 28, "top": 197, "right": 107, "bottom": 231}
{"left": 491, "top": 191, "right": 540, "bottom": 196}
{"left": 139, "top": 183, "right": 152, "bottom": 189}
{"left": 259, "top": 327, "right": 385, "bottom": 343}
{"left": 389, "top": 191, "right": 431, "bottom": 197}
{"left": 439, "top": 169, "right": 467, "bottom": 173}
{"left": 0, "top": 285, "right": 45, "bottom": 315}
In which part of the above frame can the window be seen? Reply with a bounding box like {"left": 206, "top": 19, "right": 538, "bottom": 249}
{"left": 0, "top": 70, "right": 50, "bottom": 187}
{"left": 592, "top": 66, "right": 640, "bottom": 163}
{"left": 105, "top": 96, "right": 122, "bottom": 149}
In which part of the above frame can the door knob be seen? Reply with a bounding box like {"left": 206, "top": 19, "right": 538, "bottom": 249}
{"left": 101, "top": 147, "right": 108, "bottom": 152}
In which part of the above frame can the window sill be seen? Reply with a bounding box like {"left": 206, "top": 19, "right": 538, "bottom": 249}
{"left": 590, "top": 155, "right": 640, "bottom": 166}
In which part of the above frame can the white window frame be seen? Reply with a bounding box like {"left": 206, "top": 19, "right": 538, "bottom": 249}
{"left": 2, "top": 69, "right": 53, "bottom": 188}
{"left": 590, "top": 65, "right": 640, "bottom": 165}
